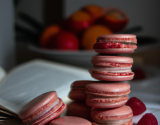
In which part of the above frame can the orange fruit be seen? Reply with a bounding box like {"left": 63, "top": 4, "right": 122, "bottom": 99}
{"left": 82, "top": 4, "right": 104, "bottom": 20}
{"left": 40, "top": 25, "right": 61, "bottom": 48}
{"left": 81, "top": 25, "right": 112, "bottom": 50}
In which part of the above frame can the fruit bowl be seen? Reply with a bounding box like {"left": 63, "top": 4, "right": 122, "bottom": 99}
{"left": 29, "top": 45, "right": 96, "bottom": 69}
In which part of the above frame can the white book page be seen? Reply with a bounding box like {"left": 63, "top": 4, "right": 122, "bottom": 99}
{"left": 0, "top": 98, "right": 22, "bottom": 115}
{"left": 0, "top": 66, "right": 6, "bottom": 84}
{"left": 0, "top": 59, "right": 94, "bottom": 114}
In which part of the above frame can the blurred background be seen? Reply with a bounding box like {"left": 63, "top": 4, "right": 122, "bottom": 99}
{"left": 1, "top": 0, "right": 160, "bottom": 72}
{"left": 1, "top": 0, "right": 160, "bottom": 122}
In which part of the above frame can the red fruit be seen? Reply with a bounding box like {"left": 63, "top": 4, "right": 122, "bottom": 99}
{"left": 126, "top": 97, "right": 146, "bottom": 116}
{"left": 138, "top": 113, "right": 158, "bottom": 125}
{"left": 50, "top": 31, "right": 79, "bottom": 50}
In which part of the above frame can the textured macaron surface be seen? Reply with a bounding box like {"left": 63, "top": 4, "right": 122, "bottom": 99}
{"left": 85, "top": 83, "right": 130, "bottom": 108}
{"left": 86, "top": 83, "right": 130, "bottom": 96}
{"left": 91, "top": 55, "right": 133, "bottom": 67}
{"left": 97, "top": 34, "right": 137, "bottom": 43}
{"left": 19, "top": 91, "right": 66, "bottom": 125}
{"left": 91, "top": 105, "right": 133, "bottom": 122}
{"left": 89, "top": 67, "right": 134, "bottom": 81}
{"left": 70, "top": 80, "right": 99, "bottom": 87}
{"left": 69, "top": 80, "right": 99, "bottom": 101}
{"left": 19, "top": 91, "right": 58, "bottom": 121}
{"left": 92, "top": 119, "right": 133, "bottom": 125}
{"left": 67, "top": 101, "right": 92, "bottom": 120}
{"left": 49, "top": 116, "right": 92, "bottom": 125}
{"left": 93, "top": 34, "right": 137, "bottom": 54}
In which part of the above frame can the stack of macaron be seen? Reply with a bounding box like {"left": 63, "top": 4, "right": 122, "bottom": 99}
{"left": 87, "top": 34, "right": 137, "bottom": 125}
{"left": 67, "top": 34, "right": 138, "bottom": 124}
{"left": 67, "top": 80, "right": 99, "bottom": 121}
{"left": 18, "top": 91, "right": 93, "bottom": 125}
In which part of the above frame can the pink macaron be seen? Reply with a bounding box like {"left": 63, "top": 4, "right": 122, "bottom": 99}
{"left": 93, "top": 34, "right": 137, "bottom": 54}
{"left": 91, "top": 105, "right": 133, "bottom": 125}
{"left": 19, "top": 91, "right": 66, "bottom": 125}
{"left": 49, "top": 116, "right": 92, "bottom": 125}
{"left": 85, "top": 82, "right": 130, "bottom": 108}
{"left": 67, "top": 101, "right": 92, "bottom": 121}
{"left": 90, "top": 55, "right": 134, "bottom": 81}
{"left": 68, "top": 80, "right": 100, "bottom": 101}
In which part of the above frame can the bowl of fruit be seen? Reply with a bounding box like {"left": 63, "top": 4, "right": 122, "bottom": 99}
{"left": 16, "top": 5, "right": 135, "bottom": 68}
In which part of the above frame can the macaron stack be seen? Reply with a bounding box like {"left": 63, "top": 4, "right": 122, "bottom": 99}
{"left": 67, "top": 80, "right": 99, "bottom": 121}
{"left": 87, "top": 34, "right": 137, "bottom": 125}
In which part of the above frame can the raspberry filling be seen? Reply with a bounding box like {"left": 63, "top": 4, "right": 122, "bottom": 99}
{"left": 92, "top": 70, "right": 134, "bottom": 76}
{"left": 94, "top": 42, "right": 137, "bottom": 49}
{"left": 92, "top": 62, "right": 132, "bottom": 67}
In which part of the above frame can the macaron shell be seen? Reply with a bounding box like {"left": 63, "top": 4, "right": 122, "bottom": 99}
{"left": 91, "top": 105, "right": 133, "bottom": 121}
{"left": 69, "top": 80, "right": 100, "bottom": 101}
{"left": 19, "top": 91, "right": 57, "bottom": 122}
{"left": 85, "top": 83, "right": 130, "bottom": 96}
{"left": 90, "top": 70, "right": 134, "bottom": 81}
{"left": 95, "top": 34, "right": 137, "bottom": 54}
{"left": 91, "top": 55, "right": 133, "bottom": 65}
{"left": 92, "top": 119, "right": 133, "bottom": 125}
{"left": 33, "top": 98, "right": 66, "bottom": 125}
{"left": 49, "top": 116, "right": 92, "bottom": 125}
{"left": 86, "top": 96, "right": 128, "bottom": 108}
{"left": 95, "top": 48, "right": 136, "bottom": 54}
{"left": 67, "top": 101, "right": 92, "bottom": 121}
{"left": 68, "top": 90, "right": 86, "bottom": 101}
{"left": 70, "top": 80, "right": 99, "bottom": 87}
{"left": 97, "top": 34, "right": 137, "bottom": 43}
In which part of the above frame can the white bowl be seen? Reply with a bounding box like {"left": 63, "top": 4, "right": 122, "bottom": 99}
{"left": 29, "top": 45, "right": 97, "bottom": 69}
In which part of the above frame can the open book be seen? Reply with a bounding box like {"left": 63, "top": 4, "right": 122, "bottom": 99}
{"left": 1, "top": 59, "right": 160, "bottom": 124}
{"left": 0, "top": 59, "right": 94, "bottom": 123}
